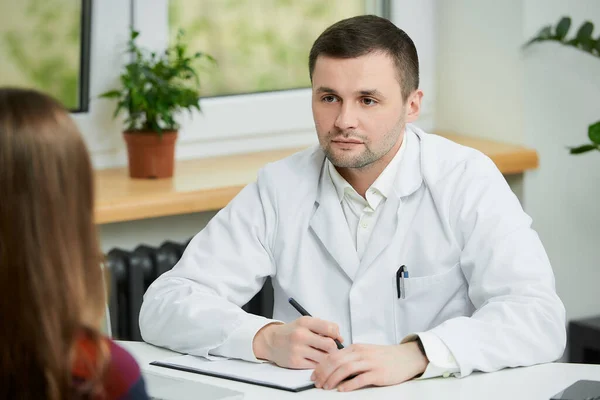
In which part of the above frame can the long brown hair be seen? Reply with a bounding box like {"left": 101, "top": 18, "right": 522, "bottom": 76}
{"left": 0, "top": 88, "right": 108, "bottom": 399}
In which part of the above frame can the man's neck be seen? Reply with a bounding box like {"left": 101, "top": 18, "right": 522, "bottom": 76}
{"left": 336, "top": 140, "right": 402, "bottom": 198}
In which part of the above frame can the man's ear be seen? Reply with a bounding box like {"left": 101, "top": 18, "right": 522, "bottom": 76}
{"left": 406, "top": 89, "right": 424, "bottom": 123}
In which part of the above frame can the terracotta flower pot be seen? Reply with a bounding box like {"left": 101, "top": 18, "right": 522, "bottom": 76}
{"left": 123, "top": 131, "right": 178, "bottom": 179}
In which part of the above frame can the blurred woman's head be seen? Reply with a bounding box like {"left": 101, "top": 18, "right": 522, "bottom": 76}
{"left": 0, "top": 87, "right": 106, "bottom": 399}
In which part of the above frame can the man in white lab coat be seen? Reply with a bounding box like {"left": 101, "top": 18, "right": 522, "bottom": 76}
{"left": 140, "top": 15, "right": 566, "bottom": 392}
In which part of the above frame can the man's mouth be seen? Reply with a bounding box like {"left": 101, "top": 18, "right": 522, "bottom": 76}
{"left": 332, "top": 138, "right": 363, "bottom": 144}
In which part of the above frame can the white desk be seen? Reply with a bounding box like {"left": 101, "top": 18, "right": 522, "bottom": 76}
{"left": 119, "top": 341, "right": 600, "bottom": 400}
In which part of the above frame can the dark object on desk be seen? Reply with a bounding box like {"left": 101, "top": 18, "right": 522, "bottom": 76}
{"left": 550, "top": 380, "right": 600, "bottom": 400}
{"left": 569, "top": 317, "right": 600, "bottom": 364}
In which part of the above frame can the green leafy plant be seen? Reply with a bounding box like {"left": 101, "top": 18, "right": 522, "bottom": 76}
{"left": 524, "top": 16, "right": 600, "bottom": 155}
{"left": 99, "top": 29, "right": 215, "bottom": 134}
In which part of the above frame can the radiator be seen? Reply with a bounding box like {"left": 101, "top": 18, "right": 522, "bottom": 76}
{"left": 104, "top": 239, "right": 274, "bottom": 341}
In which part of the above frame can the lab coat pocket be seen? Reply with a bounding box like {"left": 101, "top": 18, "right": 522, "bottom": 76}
{"left": 393, "top": 263, "right": 471, "bottom": 342}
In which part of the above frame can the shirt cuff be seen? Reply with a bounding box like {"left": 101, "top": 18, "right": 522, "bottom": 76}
{"left": 209, "top": 317, "right": 281, "bottom": 363}
{"left": 401, "top": 332, "right": 460, "bottom": 379}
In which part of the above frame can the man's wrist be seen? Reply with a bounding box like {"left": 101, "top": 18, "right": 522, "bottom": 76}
{"left": 252, "top": 322, "right": 280, "bottom": 361}
{"left": 406, "top": 339, "right": 429, "bottom": 378}
{"left": 415, "top": 337, "right": 428, "bottom": 360}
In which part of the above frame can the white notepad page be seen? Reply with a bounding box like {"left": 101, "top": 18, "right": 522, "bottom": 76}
{"left": 153, "top": 355, "right": 315, "bottom": 391}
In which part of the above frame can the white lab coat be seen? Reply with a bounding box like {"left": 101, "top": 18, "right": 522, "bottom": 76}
{"left": 139, "top": 125, "right": 566, "bottom": 377}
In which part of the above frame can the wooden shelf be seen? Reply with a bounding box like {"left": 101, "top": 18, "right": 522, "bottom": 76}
{"left": 435, "top": 132, "right": 539, "bottom": 175}
{"left": 95, "top": 133, "right": 538, "bottom": 224}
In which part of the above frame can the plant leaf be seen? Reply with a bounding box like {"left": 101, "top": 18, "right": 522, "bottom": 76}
{"left": 576, "top": 21, "right": 594, "bottom": 43}
{"left": 569, "top": 144, "right": 598, "bottom": 154}
{"left": 99, "top": 90, "right": 121, "bottom": 99}
{"left": 555, "top": 16, "right": 571, "bottom": 40}
{"left": 588, "top": 120, "right": 600, "bottom": 144}
{"left": 524, "top": 25, "right": 553, "bottom": 47}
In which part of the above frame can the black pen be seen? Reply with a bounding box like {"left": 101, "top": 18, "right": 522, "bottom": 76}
{"left": 396, "top": 265, "right": 408, "bottom": 299}
{"left": 288, "top": 297, "right": 344, "bottom": 349}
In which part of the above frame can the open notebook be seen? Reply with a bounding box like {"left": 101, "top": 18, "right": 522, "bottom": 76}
{"left": 151, "top": 355, "right": 315, "bottom": 392}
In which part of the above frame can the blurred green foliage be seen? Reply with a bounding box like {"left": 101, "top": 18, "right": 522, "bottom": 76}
{"left": 168, "top": 0, "right": 366, "bottom": 97}
{"left": 0, "top": 0, "right": 81, "bottom": 109}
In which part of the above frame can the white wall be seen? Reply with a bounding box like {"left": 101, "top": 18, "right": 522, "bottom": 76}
{"left": 522, "top": 0, "right": 600, "bottom": 321}
{"left": 435, "top": 0, "right": 600, "bottom": 324}
{"left": 435, "top": 0, "right": 524, "bottom": 145}
{"left": 391, "top": 0, "right": 436, "bottom": 132}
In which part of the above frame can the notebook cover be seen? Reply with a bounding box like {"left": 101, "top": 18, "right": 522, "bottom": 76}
{"left": 150, "top": 361, "right": 316, "bottom": 393}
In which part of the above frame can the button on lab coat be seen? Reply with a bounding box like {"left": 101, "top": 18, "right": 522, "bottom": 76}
{"left": 139, "top": 125, "right": 566, "bottom": 377}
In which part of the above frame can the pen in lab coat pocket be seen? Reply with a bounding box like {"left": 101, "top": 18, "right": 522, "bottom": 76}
{"left": 396, "top": 265, "right": 409, "bottom": 299}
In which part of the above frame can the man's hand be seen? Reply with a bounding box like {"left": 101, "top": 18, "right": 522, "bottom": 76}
{"left": 252, "top": 317, "right": 344, "bottom": 369}
{"left": 311, "top": 342, "right": 429, "bottom": 392}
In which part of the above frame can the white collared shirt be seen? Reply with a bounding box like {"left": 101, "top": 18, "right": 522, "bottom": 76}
{"left": 327, "top": 136, "right": 460, "bottom": 380}
{"left": 327, "top": 138, "right": 406, "bottom": 260}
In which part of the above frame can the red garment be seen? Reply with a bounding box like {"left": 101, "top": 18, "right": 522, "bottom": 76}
{"left": 72, "top": 335, "right": 149, "bottom": 399}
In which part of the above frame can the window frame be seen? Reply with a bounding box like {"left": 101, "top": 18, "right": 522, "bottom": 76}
{"left": 75, "top": 0, "right": 93, "bottom": 113}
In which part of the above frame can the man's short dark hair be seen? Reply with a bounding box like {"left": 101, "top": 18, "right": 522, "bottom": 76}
{"left": 309, "top": 15, "right": 419, "bottom": 102}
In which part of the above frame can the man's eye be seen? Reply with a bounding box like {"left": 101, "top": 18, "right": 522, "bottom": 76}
{"left": 362, "top": 98, "right": 377, "bottom": 106}
{"left": 322, "top": 95, "right": 337, "bottom": 103}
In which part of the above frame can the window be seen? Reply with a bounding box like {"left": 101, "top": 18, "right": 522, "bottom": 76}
{"left": 128, "top": 0, "right": 392, "bottom": 159}
{"left": 168, "top": 0, "right": 390, "bottom": 98}
{"left": 0, "top": 0, "right": 92, "bottom": 112}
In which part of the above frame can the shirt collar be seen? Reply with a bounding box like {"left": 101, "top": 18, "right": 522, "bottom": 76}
{"left": 327, "top": 135, "right": 407, "bottom": 208}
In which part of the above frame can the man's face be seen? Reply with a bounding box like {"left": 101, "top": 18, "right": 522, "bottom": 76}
{"left": 311, "top": 52, "right": 415, "bottom": 169}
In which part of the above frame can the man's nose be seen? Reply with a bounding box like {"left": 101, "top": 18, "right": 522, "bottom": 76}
{"left": 334, "top": 103, "right": 358, "bottom": 131}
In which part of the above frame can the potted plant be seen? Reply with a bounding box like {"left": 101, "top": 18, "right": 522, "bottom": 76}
{"left": 524, "top": 16, "right": 600, "bottom": 155}
{"left": 100, "top": 29, "right": 215, "bottom": 178}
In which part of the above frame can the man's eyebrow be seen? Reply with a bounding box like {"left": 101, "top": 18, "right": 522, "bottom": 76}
{"left": 315, "top": 86, "right": 338, "bottom": 94}
{"left": 358, "top": 89, "right": 385, "bottom": 98}
{"left": 315, "top": 87, "right": 386, "bottom": 98}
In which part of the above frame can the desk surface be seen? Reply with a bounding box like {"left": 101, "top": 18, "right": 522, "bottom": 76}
{"left": 120, "top": 341, "right": 600, "bottom": 400}
{"left": 96, "top": 133, "right": 538, "bottom": 224}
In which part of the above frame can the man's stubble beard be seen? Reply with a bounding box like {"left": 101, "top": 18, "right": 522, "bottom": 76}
{"left": 322, "top": 116, "right": 406, "bottom": 170}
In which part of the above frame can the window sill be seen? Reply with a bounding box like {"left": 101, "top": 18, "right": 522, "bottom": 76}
{"left": 94, "top": 132, "right": 538, "bottom": 224}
